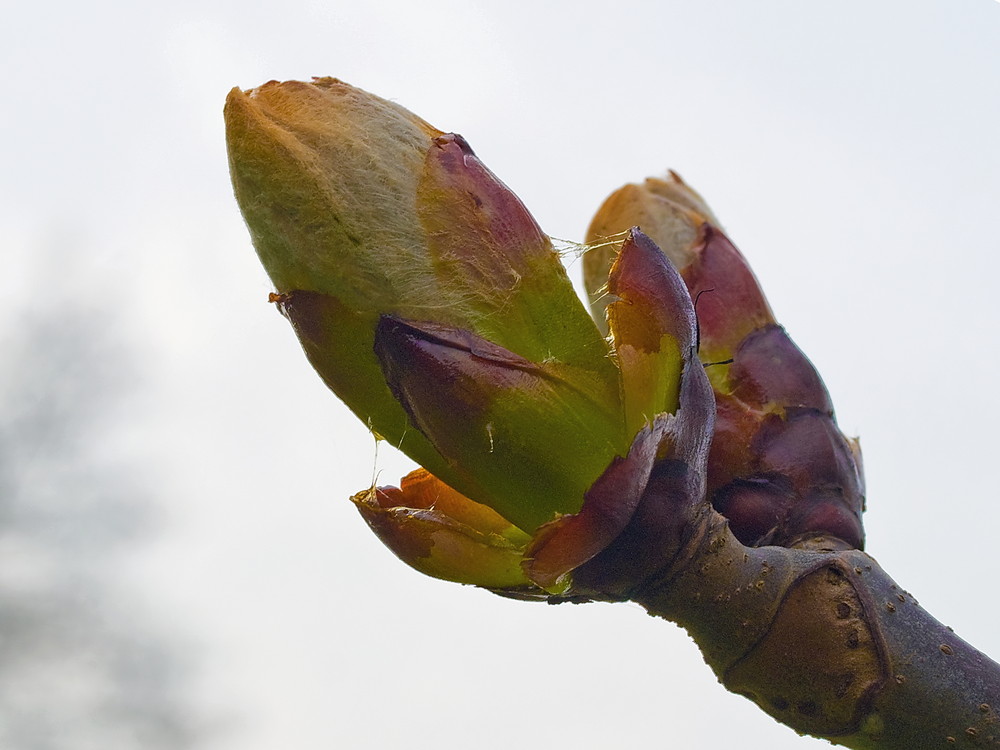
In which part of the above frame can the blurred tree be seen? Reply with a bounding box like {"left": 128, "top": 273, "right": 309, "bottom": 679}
{"left": 0, "top": 251, "right": 204, "bottom": 749}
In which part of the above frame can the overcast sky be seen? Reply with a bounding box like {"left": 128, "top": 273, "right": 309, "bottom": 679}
{"left": 3, "top": 1, "right": 1000, "bottom": 748}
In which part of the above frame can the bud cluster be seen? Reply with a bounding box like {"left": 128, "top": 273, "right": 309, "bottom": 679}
{"left": 226, "top": 79, "right": 864, "bottom": 602}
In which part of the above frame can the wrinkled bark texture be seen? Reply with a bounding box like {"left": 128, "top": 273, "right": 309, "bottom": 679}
{"left": 629, "top": 515, "right": 1000, "bottom": 747}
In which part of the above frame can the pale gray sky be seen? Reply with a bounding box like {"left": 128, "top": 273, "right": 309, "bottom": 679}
{"left": 2, "top": 1, "right": 999, "bottom": 748}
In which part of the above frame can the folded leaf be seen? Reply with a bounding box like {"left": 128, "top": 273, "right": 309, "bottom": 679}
{"left": 607, "top": 228, "right": 695, "bottom": 435}
{"left": 374, "top": 316, "right": 626, "bottom": 532}
{"left": 352, "top": 469, "right": 532, "bottom": 589}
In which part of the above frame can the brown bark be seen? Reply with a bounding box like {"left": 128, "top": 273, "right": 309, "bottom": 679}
{"left": 633, "top": 515, "right": 1000, "bottom": 747}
